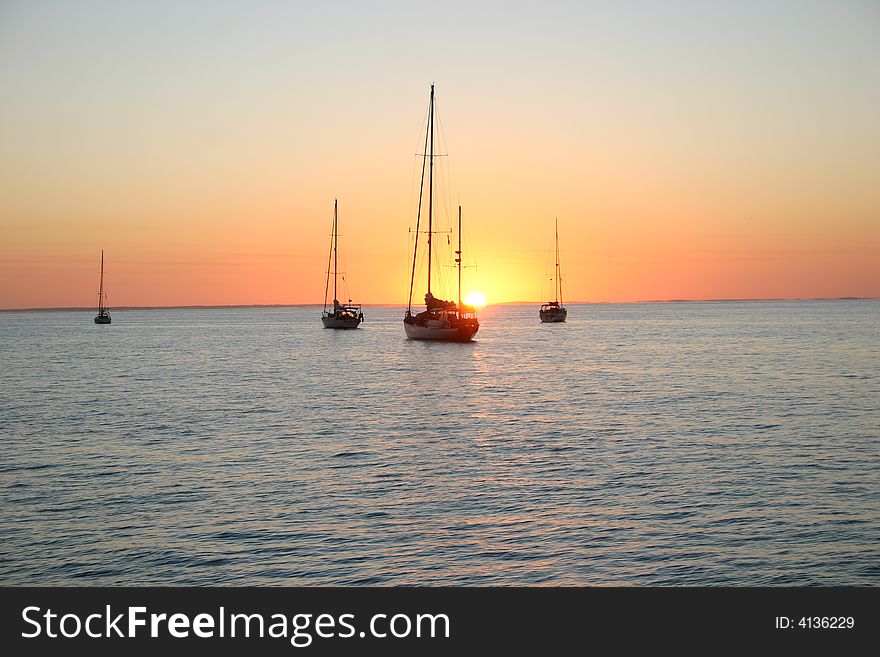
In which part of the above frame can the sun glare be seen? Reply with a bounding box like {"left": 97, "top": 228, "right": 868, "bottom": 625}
{"left": 464, "top": 291, "right": 487, "bottom": 307}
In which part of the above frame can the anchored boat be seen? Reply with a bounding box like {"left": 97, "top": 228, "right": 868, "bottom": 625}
{"left": 321, "top": 199, "right": 363, "bottom": 329}
{"left": 94, "top": 250, "right": 111, "bottom": 325}
{"left": 403, "top": 85, "right": 479, "bottom": 342}
{"left": 539, "top": 219, "right": 567, "bottom": 323}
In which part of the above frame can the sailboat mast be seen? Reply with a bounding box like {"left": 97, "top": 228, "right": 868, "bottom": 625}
{"left": 457, "top": 205, "right": 462, "bottom": 308}
{"left": 98, "top": 250, "right": 104, "bottom": 312}
{"left": 427, "top": 83, "right": 434, "bottom": 296}
{"left": 323, "top": 203, "right": 333, "bottom": 312}
{"left": 555, "top": 218, "right": 563, "bottom": 306}
{"left": 408, "top": 106, "right": 431, "bottom": 315}
{"left": 333, "top": 199, "right": 338, "bottom": 304}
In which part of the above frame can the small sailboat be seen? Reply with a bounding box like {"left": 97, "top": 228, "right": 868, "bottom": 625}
{"left": 94, "top": 250, "right": 111, "bottom": 324}
{"left": 539, "top": 219, "right": 567, "bottom": 323}
{"left": 321, "top": 198, "right": 363, "bottom": 329}
{"left": 403, "top": 85, "right": 479, "bottom": 342}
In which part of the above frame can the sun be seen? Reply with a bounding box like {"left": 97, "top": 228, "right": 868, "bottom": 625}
{"left": 464, "top": 291, "right": 487, "bottom": 308}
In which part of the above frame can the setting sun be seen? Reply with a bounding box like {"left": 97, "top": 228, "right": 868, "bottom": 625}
{"left": 464, "top": 292, "right": 486, "bottom": 308}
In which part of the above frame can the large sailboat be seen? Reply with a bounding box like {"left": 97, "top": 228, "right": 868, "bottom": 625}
{"left": 94, "top": 250, "right": 111, "bottom": 324}
{"left": 539, "top": 219, "right": 567, "bottom": 323}
{"left": 321, "top": 199, "right": 363, "bottom": 329}
{"left": 403, "top": 85, "right": 479, "bottom": 342}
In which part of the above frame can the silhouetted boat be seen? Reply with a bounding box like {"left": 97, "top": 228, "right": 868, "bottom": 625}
{"left": 403, "top": 84, "right": 479, "bottom": 342}
{"left": 94, "top": 250, "right": 111, "bottom": 324}
{"left": 322, "top": 199, "right": 363, "bottom": 329}
{"left": 540, "top": 219, "right": 567, "bottom": 323}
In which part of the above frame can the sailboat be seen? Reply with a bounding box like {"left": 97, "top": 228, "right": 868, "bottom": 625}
{"left": 94, "top": 250, "right": 111, "bottom": 324}
{"left": 539, "top": 219, "right": 567, "bottom": 323}
{"left": 403, "top": 85, "right": 479, "bottom": 342}
{"left": 321, "top": 198, "right": 363, "bottom": 329}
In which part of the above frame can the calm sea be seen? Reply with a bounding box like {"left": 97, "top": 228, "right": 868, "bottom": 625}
{"left": 1, "top": 301, "right": 878, "bottom": 585}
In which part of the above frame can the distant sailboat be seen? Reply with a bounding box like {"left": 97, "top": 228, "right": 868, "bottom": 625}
{"left": 403, "top": 84, "right": 479, "bottom": 342}
{"left": 321, "top": 199, "right": 363, "bottom": 329}
{"left": 540, "top": 219, "right": 567, "bottom": 323}
{"left": 94, "top": 250, "right": 112, "bottom": 324}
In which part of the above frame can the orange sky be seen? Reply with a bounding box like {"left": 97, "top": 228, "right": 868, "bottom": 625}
{"left": 1, "top": 2, "right": 878, "bottom": 309}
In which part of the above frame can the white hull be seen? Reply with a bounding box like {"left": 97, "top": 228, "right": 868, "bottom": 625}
{"left": 404, "top": 321, "right": 477, "bottom": 342}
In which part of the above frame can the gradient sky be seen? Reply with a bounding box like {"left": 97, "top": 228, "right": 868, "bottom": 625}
{"left": 1, "top": 0, "right": 878, "bottom": 308}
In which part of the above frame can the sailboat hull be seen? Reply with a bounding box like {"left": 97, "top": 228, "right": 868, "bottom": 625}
{"left": 322, "top": 315, "right": 362, "bottom": 329}
{"left": 539, "top": 308, "right": 567, "bottom": 323}
{"left": 94, "top": 315, "right": 111, "bottom": 325}
{"left": 403, "top": 320, "right": 478, "bottom": 342}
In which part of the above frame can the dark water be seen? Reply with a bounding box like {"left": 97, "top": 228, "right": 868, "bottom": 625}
{"left": 1, "top": 301, "right": 878, "bottom": 585}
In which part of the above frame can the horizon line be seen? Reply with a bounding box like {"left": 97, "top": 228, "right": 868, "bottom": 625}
{"left": 1, "top": 296, "right": 877, "bottom": 313}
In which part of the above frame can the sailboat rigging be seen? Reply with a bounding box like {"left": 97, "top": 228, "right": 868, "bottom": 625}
{"left": 94, "top": 250, "right": 111, "bottom": 325}
{"left": 539, "top": 219, "right": 567, "bottom": 323}
{"left": 321, "top": 198, "right": 364, "bottom": 329}
{"left": 403, "top": 84, "right": 479, "bottom": 342}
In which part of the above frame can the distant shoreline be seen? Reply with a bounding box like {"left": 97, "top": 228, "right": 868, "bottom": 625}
{"left": 1, "top": 298, "right": 876, "bottom": 313}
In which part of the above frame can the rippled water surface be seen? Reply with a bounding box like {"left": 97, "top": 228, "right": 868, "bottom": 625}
{"left": 1, "top": 302, "right": 878, "bottom": 585}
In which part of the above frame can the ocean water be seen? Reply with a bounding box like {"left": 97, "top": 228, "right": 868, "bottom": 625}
{"left": 0, "top": 301, "right": 878, "bottom": 586}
